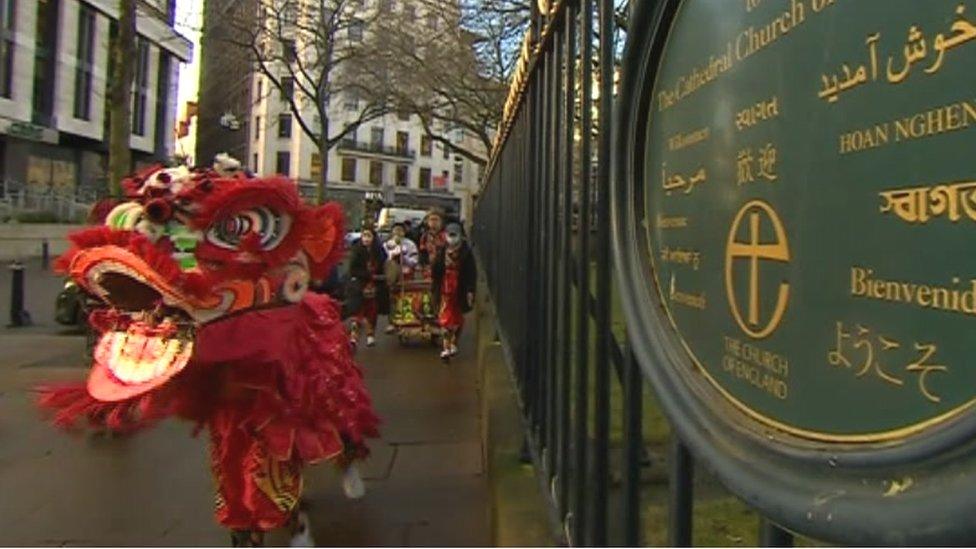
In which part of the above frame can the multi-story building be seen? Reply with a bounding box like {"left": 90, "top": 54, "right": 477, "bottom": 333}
{"left": 0, "top": 0, "right": 191, "bottom": 194}
{"left": 231, "top": 0, "right": 486, "bottom": 225}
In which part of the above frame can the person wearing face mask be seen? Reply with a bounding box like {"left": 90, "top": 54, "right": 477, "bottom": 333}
{"left": 383, "top": 223, "right": 420, "bottom": 334}
{"left": 348, "top": 227, "right": 385, "bottom": 348}
{"left": 432, "top": 222, "right": 476, "bottom": 360}
{"left": 418, "top": 207, "right": 447, "bottom": 278}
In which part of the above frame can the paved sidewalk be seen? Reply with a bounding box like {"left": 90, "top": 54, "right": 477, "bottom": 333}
{"left": 0, "top": 261, "right": 489, "bottom": 546}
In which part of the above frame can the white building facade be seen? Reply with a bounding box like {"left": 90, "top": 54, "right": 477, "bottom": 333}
{"left": 245, "top": 0, "right": 485, "bottom": 224}
{"left": 0, "top": 0, "right": 191, "bottom": 195}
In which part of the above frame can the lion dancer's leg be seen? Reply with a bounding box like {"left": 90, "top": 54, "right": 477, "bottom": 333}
{"left": 211, "top": 418, "right": 311, "bottom": 547}
{"left": 363, "top": 297, "right": 378, "bottom": 347}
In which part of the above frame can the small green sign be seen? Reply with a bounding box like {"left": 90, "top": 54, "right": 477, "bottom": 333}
{"left": 644, "top": 0, "right": 976, "bottom": 441}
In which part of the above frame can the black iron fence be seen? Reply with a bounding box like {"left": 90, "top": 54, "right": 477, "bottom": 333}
{"left": 471, "top": 0, "right": 795, "bottom": 546}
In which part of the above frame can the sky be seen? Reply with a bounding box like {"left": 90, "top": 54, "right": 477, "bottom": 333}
{"left": 174, "top": 0, "right": 203, "bottom": 159}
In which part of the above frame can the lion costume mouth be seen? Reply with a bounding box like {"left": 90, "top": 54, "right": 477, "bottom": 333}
{"left": 70, "top": 247, "right": 208, "bottom": 401}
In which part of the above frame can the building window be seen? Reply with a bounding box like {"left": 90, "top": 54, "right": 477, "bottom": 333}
{"left": 341, "top": 157, "right": 357, "bottom": 182}
{"left": 275, "top": 151, "right": 291, "bottom": 176}
{"left": 370, "top": 126, "right": 383, "bottom": 147}
{"left": 282, "top": 39, "right": 296, "bottom": 63}
{"left": 253, "top": 153, "right": 259, "bottom": 172}
{"left": 132, "top": 38, "right": 151, "bottom": 136}
{"left": 349, "top": 18, "right": 363, "bottom": 42}
{"left": 454, "top": 160, "right": 463, "bottom": 185}
{"left": 420, "top": 135, "right": 432, "bottom": 157}
{"left": 32, "top": 0, "right": 59, "bottom": 125}
{"left": 438, "top": 169, "right": 449, "bottom": 189}
{"left": 73, "top": 4, "right": 96, "bottom": 120}
{"left": 280, "top": 76, "right": 295, "bottom": 101}
{"left": 419, "top": 167, "right": 432, "bottom": 189}
{"left": 442, "top": 143, "right": 450, "bottom": 159}
{"left": 395, "top": 165, "right": 408, "bottom": 187}
{"left": 254, "top": 115, "right": 261, "bottom": 141}
{"left": 344, "top": 90, "right": 358, "bottom": 111}
{"left": 278, "top": 113, "right": 292, "bottom": 138}
{"left": 369, "top": 161, "right": 383, "bottom": 186}
{"left": 0, "top": 0, "right": 15, "bottom": 99}
{"left": 256, "top": 78, "right": 262, "bottom": 99}
{"left": 397, "top": 108, "right": 410, "bottom": 121}
{"left": 396, "top": 131, "right": 409, "bottom": 155}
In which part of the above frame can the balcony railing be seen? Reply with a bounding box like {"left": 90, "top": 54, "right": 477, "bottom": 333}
{"left": 338, "top": 139, "right": 416, "bottom": 159}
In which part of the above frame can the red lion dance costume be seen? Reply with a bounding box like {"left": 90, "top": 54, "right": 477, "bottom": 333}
{"left": 36, "top": 157, "right": 380, "bottom": 546}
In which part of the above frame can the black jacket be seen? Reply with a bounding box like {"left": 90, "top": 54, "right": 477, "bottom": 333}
{"left": 431, "top": 242, "right": 476, "bottom": 313}
{"left": 348, "top": 241, "right": 385, "bottom": 282}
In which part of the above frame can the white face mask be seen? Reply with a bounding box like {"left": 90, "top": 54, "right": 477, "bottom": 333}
{"left": 446, "top": 234, "right": 461, "bottom": 247}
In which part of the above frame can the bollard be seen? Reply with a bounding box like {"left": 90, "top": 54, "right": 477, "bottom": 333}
{"left": 8, "top": 261, "right": 32, "bottom": 327}
{"left": 41, "top": 239, "right": 50, "bottom": 270}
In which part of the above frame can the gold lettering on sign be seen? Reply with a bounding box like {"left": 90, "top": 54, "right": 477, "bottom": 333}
{"left": 725, "top": 201, "right": 790, "bottom": 339}
{"left": 662, "top": 163, "right": 708, "bottom": 195}
{"left": 667, "top": 127, "right": 711, "bottom": 151}
{"left": 660, "top": 246, "right": 702, "bottom": 270}
{"left": 656, "top": 214, "right": 689, "bottom": 229}
{"left": 736, "top": 96, "right": 780, "bottom": 131}
{"left": 819, "top": 5, "right": 976, "bottom": 103}
{"left": 722, "top": 335, "right": 789, "bottom": 399}
{"left": 827, "top": 320, "right": 948, "bottom": 404}
{"left": 736, "top": 143, "right": 779, "bottom": 185}
{"left": 669, "top": 273, "right": 707, "bottom": 310}
{"left": 850, "top": 267, "right": 976, "bottom": 315}
{"left": 839, "top": 99, "right": 976, "bottom": 155}
{"left": 878, "top": 180, "right": 976, "bottom": 224}
{"left": 735, "top": 0, "right": 807, "bottom": 61}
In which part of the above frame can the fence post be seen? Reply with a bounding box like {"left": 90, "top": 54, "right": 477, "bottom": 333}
{"left": 759, "top": 519, "right": 794, "bottom": 547}
{"left": 668, "top": 440, "right": 694, "bottom": 547}
{"left": 8, "top": 261, "right": 32, "bottom": 327}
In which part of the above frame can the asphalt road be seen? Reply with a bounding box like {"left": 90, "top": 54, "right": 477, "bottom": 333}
{"left": 0, "top": 260, "right": 489, "bottom": 546}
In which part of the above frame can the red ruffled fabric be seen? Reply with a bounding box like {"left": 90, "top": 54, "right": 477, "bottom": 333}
{"left": 36, "top": 292, "right": 380, "bottom": 529}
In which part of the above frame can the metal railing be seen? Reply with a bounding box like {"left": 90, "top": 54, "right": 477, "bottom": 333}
{"left": 0, "top": 182, "right": 98, "bottom": 224}
{"left": 337, "top": 139, "right": 416, "bottom": 159}
{"left": 471, "top": 1, "right": 794, "bottom": 546}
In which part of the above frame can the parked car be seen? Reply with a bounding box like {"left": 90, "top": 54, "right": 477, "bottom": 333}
{"left": 55, "top": 280, "right": 87, "bottom": 327}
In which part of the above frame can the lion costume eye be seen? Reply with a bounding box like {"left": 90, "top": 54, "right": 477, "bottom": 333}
{"left": 206, "top": 207, "right": 291, "bottom": 251}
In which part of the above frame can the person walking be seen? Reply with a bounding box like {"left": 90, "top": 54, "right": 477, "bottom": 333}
{"left": 383, "top": 223, "right": 420, "bottom": 334}
{"left": 432, "top": 222, "right": 476, "bottom": 360}
{"left": 348, "top": 227, "right": 385, "bottom": 348}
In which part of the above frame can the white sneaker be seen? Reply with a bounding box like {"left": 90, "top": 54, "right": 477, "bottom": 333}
{"left": 366, "top": 335, "right": 376, "bottom": 347}
{"left": 342, "top": 463, "right": 366, "bottom": 499}
{"left": 450, "top": 345, "right": 459, "bottom": 357}
{"left": 440, "top": 349, "right": 451, "bottom": 360}
{"left": 288, "top": 510, "right": 315, "bottom": 547}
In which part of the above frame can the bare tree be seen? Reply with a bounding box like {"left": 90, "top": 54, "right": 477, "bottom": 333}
{"left": 226, "top": 0, "right": 395, "bottom": 198}
{"left": 107, "top": 0, "right": 138, "bottom": 196}
{"left": 368, "top": 0, "right": 529, "bottom": 165}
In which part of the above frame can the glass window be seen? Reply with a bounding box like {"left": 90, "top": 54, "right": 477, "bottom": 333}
{"left": 396, "top": 131, "right": 409, "bottom": 155}
{"left": 252, "top": 153, "right": 259, "bottom": 172}
{"left": 280, "top": 76, "right": 295, "bottom": 101}
{"left": 0, "top": 0, "right": 15, "bottom": 99}
{"left": 370, "top": 126, "right": 383, "bottom": 146}
{"left": 132, "top": 38, "right": 151, "bottom": 136}
{"left": 418, "top": 167, "right": 432, "bottom": 189}
{"left": 278, "top": 113, "right": 292, "bottom": 138}
{"left": 369, "top": 161, "right": 383, "bottom": 186}
{"left": 275, "top": 151, "right": 291, "bottom": 176}
{"left": 349, "top": 18, "right": 363, "bottom": 42}
{"left": 442, "top": 143, "right": 450, "bottom": 159}
{"left": 344, "top": 90, "right": 358, "bottom": 111}
{"left": 254, "top": 115, "right": 261, "bottom": 141}
{"left": 420, "top": 135, "right": 432, "bottom": 157}
{"left": 341, "top": 158, "right": 357, "bottom": 182}
{"left": 73, "top": 5, "right": 96, "bottom": 120}
{"left": 282, "top": 39, "right": 296, "bottom": 63}
{"left": 395, "top": 165, "right": 408, "bottom": 187}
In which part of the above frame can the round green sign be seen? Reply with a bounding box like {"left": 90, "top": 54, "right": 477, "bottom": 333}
{"left": 643, "top": 0, "right": 976, "bottom": 441}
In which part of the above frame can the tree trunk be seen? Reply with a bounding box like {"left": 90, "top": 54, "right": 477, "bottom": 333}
{"left": 317, "top": 116, "right": 330, "bottom": 203}
{"left": 107, "top": 0, "right": 138, "bottom": 196}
